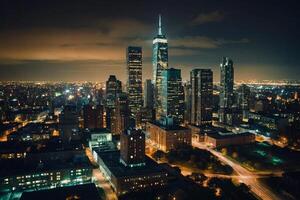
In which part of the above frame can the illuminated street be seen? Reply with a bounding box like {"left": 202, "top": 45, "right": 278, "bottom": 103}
{"left": 192, "top": 140, "right": 281, "bottom": 200}
{"left": 93, "top": 169, "right": 117, "bottom": 200}
{"left": 85, "top": 148, "right": 117, "bottom": 200}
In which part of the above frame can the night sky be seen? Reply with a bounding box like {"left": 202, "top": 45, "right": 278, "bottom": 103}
{"left": 0, "top": 0, "right": 299, "bottom": 82}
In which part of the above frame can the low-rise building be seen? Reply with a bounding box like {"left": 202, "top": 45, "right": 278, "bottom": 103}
{"left": 146, "top": 121, "right": 191, "bottom": 152}
{"left": 88, "top": 128, "right": 113, "bottom": 151}
{"left": 95, "top": 150, "right": 168, "bottom": 196}
{"left": 204, "top": 132, "right": 255, "bottom": 148}
{"left": 0, "top": 140, "right": 92, "bottom": 192}
{"left": 20, "top": 183, "right": 101, "bottom": 200}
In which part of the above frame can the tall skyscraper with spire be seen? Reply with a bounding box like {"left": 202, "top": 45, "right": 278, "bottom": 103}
{"left": 153, "top": 15, "right": 168, "bottom": 120}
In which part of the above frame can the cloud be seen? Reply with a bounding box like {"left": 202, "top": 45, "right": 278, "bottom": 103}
{"left": 0, "top": 18, "right": 152, "bottom": 61}
{"left": 169, "top": 36, "right": 249, "bottom": 55}
{"left": 191, "top": 11, "right": 225, "bottom": 25}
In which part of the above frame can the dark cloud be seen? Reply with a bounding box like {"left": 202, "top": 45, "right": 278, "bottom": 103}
{"left": 0, "top": 0, "right": 299, "bottom": 81}
{"left": 191, "top": 11, "right": 225, "bottom": 25}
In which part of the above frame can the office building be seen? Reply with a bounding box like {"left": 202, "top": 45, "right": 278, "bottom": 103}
{"left": 87, "top": 128, "right": 115, "bottom": 152}
{"left": 135, "top": 107, "right": 155, "bottom": 130}
{"left": 96, "top": 151, "right": 168, "bottom": 196}
{"left": 95, "top": 127, "right": 168, "bottom": 196}
{"left": 105, "top": 75, "right": 122, "bottom": 132}
{"left": 183, "top": 82, "right": 192, "bottom": 124}
{"left": 219, "top": 57, "right": 234, "bottom": 125}
{"left": 190, "top": 69, "right": 213, "bottom": 126}
{"left": 59, "top": 105, "right": 79, "bottom": 143}
{"left": 127, "top": 46, "right": 143, "bottom": 118}
{"left": 83, "top": 104, "right": 104, "bottom": 130}
{"left": 0, "top": 145, "right": 92, "bottom": 192}
{"left": 161, "top": 68, "right": 184, "bottom": 125}
{"left": 115, "top": 93, "right": 130, "bottom": 134}
{"left": 105, "top": 75, "right": 122, "bottom": 109}
{"left": 120, "top": 129, "right": 145, "bottom": 167}
{"left": 20, "top": 183, "right": 101, "bottom": 200}
{"left": 237, "top": 84, "right": 250, "bottom": 121}
{"left": 146, "top": 119, "right": 191, "bottom": 152}
{"left": 153, "top": 15, "right": 168, "bottom": 120}
{"left": 144, "top": 79, "right": 154, "bottom": 109}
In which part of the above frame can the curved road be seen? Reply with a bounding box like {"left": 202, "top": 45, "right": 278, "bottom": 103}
{"left": 192, "top": 140, "right": 281, "bottom": 200}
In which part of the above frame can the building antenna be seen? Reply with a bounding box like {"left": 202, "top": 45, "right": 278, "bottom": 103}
{"left": 158, "top": 14, "right": 162, "bottom": 35}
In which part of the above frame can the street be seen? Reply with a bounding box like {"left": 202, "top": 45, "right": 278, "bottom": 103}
{"left": 85, "top": 148, "right": 117, "bottom": 200}
{"left": 192, "top": 140, "right": 281, "bottom": 200}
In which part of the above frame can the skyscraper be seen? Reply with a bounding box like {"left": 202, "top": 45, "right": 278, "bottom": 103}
{"left": 83, "top": 104, "right": 104, "bottom": 130}
{"left": 120, "top": 129, "right": 145, "bottom": 167}
{"left": 183, "top": 82, "right": 192, "bottom": 124}
{"left": 105, "top": 75, "right": 122, "bottom": 108}
{"left": 219, "top": 57, "right": 234, "bottom": 125}
{"left": 105, "top": 75, "right": 122, "bottom": 131}
{"left": 59, "top": 105, "right": 79, "bottom": 143}
{"left": 190, "top": 69, "right": 213, "bottom": 126}
{"left": 153, "top": 15, "right": 168, "bottom": 120}
{"left": 127, "top": 46, "right": 143, "bottom": 118}
{"left": 144, "top": 79, "right": 154, "bottom": 109}
{"left": 115, "top": 93, "right": 130, "bottom": 134}
{"left": 161, "top": 68, "right": 184, "bottom": 125}
{"left": 237, "top": 84, "right": 250, "bottom": 121}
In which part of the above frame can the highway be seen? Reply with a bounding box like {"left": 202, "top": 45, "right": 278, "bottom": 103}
{"left": 192, "top": 140, "right": 281, "bottom": 200}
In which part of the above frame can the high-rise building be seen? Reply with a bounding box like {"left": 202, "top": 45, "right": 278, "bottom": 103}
{"left": 153, "top": 15, "right": 168, "bottom": 120}
{"left": 219, "top": 57, "right": 234, "bottom": 125}
{"left": 115, "top": 93, "right": 130, "bottom": 134}
{"left": 105, "top": 75, "right": 122, "bottom": 131}
{"left": 237, "top": 84, "right": 250, "bottom": 121}
{"left": 135, "top": 107, "right": 155, "bottom": 130}
{"left": 161, "top": 68, "right": 184, "bottom": 125}
{"left": 127, "top": 46, "right": 143, "bottom": 118}
{"left": 120, "top": 129, "right": 145, "bottom": 167}
{"left": 144, "top": 79, "right": 154, "bottom": 109}
{"left": 83, "top": 104, "right": 104, "bottom": 130}
{"left": 190, "top": 69, "right": 213, "bottom": 126}
{"left": 183, "top": 82, "right": 192, "bottom": 124}
{"left": 105, "top": 75, "right": 122, "bottom": 108}
{"left": 59, "top": 105, "right": 79, "bottom": 143}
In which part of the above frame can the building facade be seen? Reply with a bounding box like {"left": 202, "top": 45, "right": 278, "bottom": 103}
{"left": 219, "top": 57, "right": 234, "bottom": 125}
{"left": 127, "top": 46, "right": 143, "bottom": 118}
{"left": 190, "top": 69, "right": 213, "bottom": 126}
{"left": 146, "top": 121, "right": 191, "bottom": 152}
{"left": 105, "top": 75, "right": 122, "bottom": 132}
{"left": 59, "top": 105, "right": 79, "bottom": 143}
{"left": 237, "top": 84, "right": 250, "bottom": 121}
{"left": 83, "top": 104, "right": 104, "bottom": 130}
{"left": 144, "top": 79, "right": 154, "bottom": 109}
{"left": 115, "top": 93, "right": 130, "bottom": 134}
{"left": 120, "top": 129, "right": 145, "bottom": 167}
{"left": 153, "top": 15, "right": 168, "bottom": 120}
{"left": 161, "top": 68, "right": 184, "bottom": 125}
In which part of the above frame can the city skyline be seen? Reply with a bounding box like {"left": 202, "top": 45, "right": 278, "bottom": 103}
{"left": 1, "top": 0, "right": 300, "bottom": 82}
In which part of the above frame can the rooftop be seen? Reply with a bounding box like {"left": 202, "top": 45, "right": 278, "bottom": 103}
{"left": 97, "top": 150, "right": 167, "bottom": 178}
{"left": 0, "top": 150, "right": 92, "bottom": 176}
{"left": 207, "top": 132, "right": 255, "bottom": 139}
{"left": 20, "top": 183, "right": 101, "bottom": 200}
{"left": 149, "top": 121, "right": 189, "bottom": 131}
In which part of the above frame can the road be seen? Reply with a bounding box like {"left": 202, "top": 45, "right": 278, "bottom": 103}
{"left": 192, "top": 140, "right": 281, "bottom": 200}
{"left": 85, "top": 148, "right": 117, "bottom": 200}
{"left": 93, "top": 169, "right": 117, "bottom": 200}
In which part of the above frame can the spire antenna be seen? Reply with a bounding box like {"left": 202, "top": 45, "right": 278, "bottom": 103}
{"left": 158, "top": 14, "right": 162, "bottom": 35}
